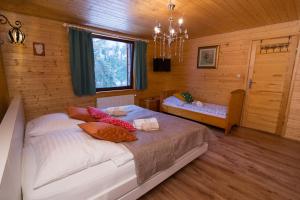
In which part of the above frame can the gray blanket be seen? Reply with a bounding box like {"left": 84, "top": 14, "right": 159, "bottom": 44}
{"left": 120, "top": 105, "right": 213, "bottom": 184}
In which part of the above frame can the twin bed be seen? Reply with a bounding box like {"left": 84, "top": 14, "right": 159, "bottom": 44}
{"left": 160, "top": 89, "right": 245, "bottom": 134}
{"left": 0, "top": 96, "right": 212, "bottom": 200}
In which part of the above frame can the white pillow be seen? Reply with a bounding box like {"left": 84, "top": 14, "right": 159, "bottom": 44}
{"left": 85, "top": 136, "right": 128, "bottom": 166}
{"left": 30, "top": 129, "right": 127, "bottom": 189}
{"left": 163, "top": 96, "right": 185, "bottom": 106}
{"left": 26, "top": 113, "right": 83, "bottom": 137}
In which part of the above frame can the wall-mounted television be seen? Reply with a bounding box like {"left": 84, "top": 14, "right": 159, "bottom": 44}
{"left": 153, "top": 58, "right": 171, "bottom": 72}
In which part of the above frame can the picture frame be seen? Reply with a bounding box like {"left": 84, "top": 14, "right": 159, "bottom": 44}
{"left": 33, "top": 42, "right": 45, "bottom": 56}
{"left": 197, "top": 45, "right": 219, "bottom": 69}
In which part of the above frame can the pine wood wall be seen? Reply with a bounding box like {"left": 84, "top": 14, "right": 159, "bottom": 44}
{"left": 168, "top": 21, "right": 300, "bottom": 140}
{"left": 0, "top": 48, "right": 9, "bottom": 121}
{"left": 285, "top": 48, "right": 300, "bottom": 141}
{"left": 0, "top": 10, "right": 165, "bottom": 121}
{"left": 1, "top": 10, "right": 300, "bottom": 141}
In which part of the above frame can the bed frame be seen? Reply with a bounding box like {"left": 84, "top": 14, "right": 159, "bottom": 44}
{"left": 0, "top": 96, "right": 24, "bottom": 200}
{"left": 0, "top": 96, "right": 208, "bottom": 200}
{"left": 160, "top": 89, "right": 245, "bottom": 134}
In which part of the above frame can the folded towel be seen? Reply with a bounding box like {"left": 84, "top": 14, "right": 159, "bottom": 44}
{"left": 133, "top": 118, "right": 159, "bottom": 131}
{"left": 193, "top": 100, "right": 204, "bottom": 107}
{"left": 104, "top": 106, "right": 128, "bottom": 116}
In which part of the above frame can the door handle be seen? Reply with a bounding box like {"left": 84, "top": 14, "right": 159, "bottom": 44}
{"left": 249, "top": 79, "right": 256, "bottom": 89}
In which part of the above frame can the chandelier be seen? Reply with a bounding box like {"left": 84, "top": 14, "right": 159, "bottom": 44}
{"left": 153, "top": 0, "right": 188, "bottom": 62}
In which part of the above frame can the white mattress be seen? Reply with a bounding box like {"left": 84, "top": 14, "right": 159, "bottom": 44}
{"left": 163, "top": 96, "right": 228, "bottom": 118}
{"left": 22, "top": 145, "right": 138, "bottom": 200}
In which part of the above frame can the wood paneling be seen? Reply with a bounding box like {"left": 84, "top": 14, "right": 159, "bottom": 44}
{"left": 163, "top": 21, "right": 300, "bottom": 140}
{"left": 243, "top": 37, "right": 298, "bottom": 134}
{"left": 170, "top": 20, "right": 300, "bottom": 106}
{"left": 139, "top": 127, "right": 300, "bottom": 200}
{"left": 1, "top": 0, "right": 300, "bottom": 39}
{"left": 0, "top": 10, "right": 162, "bottom": 121}
{"left": 0, "top": 49, "right": 9, "bottom": 121}
{"left": 1, "top": 10, "right": 300, "bottom": 141}
{"left": 284, "top": 42, "right": 300, "bottom": 141}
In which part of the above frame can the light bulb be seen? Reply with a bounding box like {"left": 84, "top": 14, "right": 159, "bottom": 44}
{"left": 170, "top": 28, "right": 175, "bottom": 35}
{"left": 154, "top": 26, "right": 160, "bottom": 34}
{"left": 178, "top": 18, "right": 183, "bottom": 25}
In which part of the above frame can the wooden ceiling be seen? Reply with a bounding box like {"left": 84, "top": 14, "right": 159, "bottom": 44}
{"left": 1, "top": 0, "right": 300, "bottom": 39}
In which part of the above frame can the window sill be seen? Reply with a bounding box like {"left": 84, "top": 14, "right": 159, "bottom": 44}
{"left": 96, "top": 89, "right": 136, "bottom": 94}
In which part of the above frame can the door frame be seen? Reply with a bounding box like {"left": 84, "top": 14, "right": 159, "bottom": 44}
{"left": 241, "top": 36, "right": 299, "bottom": 135}
{"left": 282, "top": 38, "right": 300, "bottom": 137}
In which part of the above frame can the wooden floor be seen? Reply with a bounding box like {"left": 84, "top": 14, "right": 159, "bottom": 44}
{"left": 139, "top": 127, "right": 300, "bottom": 200}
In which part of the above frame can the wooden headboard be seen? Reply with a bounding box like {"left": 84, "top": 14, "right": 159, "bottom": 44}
{"left": 0, "top": 96, "right": 24, "bottom": 200}
{"left": 160, "top": 90, "right": 178, "bottom": 102}
{"left": 160, "top": 90, "right": 178, "bottom": 110}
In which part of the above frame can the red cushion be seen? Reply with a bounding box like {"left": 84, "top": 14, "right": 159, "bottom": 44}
{"left": 99, "top": 117, "right": 136, "bottom": 132}
{"left": 87, "top": 107, "right": 110, "bottom": 119}
{"left": 67, "top": 106, "right": 96, "bottom": 122}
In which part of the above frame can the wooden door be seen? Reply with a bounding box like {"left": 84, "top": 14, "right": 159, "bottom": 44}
{"left": 242, "top": 36, "right": 298, "bottom": 134}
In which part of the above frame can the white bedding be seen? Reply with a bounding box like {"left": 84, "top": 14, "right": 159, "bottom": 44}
{"left": 21, "top": 108, "right": 208, "bottom": 200}
{"left": 28, "top": 129, "right": 129, "bottom": 189}
{"left": 163, "top": 96, "right": 228, "bottom": 118}
{"left": 22, "top": 145, "right": 137, "bottom": 200}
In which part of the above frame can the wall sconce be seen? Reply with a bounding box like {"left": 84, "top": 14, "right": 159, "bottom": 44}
{"left": 0, "top": 14, "right": 26, "bottom": 45}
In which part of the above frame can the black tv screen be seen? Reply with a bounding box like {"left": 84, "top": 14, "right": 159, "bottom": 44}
{"left": 153, "top": 58, "right": 171, "bottom": 72}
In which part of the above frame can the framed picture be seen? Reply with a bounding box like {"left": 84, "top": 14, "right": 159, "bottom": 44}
{"left": 197, "top": 45, "right": 219, "bottom": 68}
{"left": 33, "top": 42, "right": 45, "bottom": 56}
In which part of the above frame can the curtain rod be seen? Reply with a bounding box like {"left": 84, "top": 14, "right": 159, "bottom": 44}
{"left": 63, "top": 23, "right": 149, "bottom": 43}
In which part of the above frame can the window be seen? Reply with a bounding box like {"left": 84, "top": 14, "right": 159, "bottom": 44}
{"left": 92, "top": 35, "right": 134, "bottom": 91}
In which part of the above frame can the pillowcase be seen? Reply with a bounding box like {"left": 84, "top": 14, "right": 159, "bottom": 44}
{"left": 79, "top": 122, "right": 137, "bottom": 143}
{"left": 181, "top": 92, "right": 193, "bottom": 103}
{"left": 173, "top": 92, "right": 185, "bottom": 101}
{"left": 26, "top": 113, "right": 82, "bottom": 137}
{"left": 87, "top": 107, "right": 110, "bottom": 119}
{"left": 30, "top": 128, "right": 127, "bottom": 189}
{"left": 67, "top": 106, "right": 96, "bottom": 122}
{"left": 103, "top": 106, "right": 128, "bottom": 116}
{"left": 163, "top": 96, "right": 185, "bottom": 106}
{"left": 30, "top": 130, "right": 92, "bottom": 189}
{"left": 99, "top": 117, "right": 136, "bottom": 132}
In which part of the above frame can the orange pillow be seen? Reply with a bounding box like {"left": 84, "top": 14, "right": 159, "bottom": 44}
{"left": 67, "top": 106, "right": 96, "bottom": 122}
{"left": 78, "top": 122, "right": 137, "bottom": 143}
{"left": 173, "top": 92, "right": 185, "bottom": 101}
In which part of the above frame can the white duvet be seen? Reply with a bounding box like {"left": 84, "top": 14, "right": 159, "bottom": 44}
{"left": 25, "top": 113, "right": 133, "bottom": 189}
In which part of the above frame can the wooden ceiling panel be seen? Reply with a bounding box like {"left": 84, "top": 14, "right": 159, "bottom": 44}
{"left": 0, "top": 0, "right": 300, "bottom": 39}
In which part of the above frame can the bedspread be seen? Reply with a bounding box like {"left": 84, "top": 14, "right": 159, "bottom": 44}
{"left": 120, "top": 105, "right": 213, "bottom": 184}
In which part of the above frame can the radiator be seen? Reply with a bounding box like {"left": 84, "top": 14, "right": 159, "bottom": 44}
{"left": 97, "top": 94, "right": 136, "bottom": 108}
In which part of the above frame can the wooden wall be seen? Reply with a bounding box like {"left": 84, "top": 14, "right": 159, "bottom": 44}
{"left": 1, "top": 10, "right": 300, "bottom": 140}
{"left": 172, "top": 21, "right": 300, "bottom": 105}
{"left": 284, "top": 48, "right": 300, "bottom": 141}
{"left": 0, "top": 10, "right": 166, "bottom": 121}
{"left": 0, "top": 48, "right": 9, "bottom": 121}
{"left": 167, "top": 21, "right": 300, "bottom": 140}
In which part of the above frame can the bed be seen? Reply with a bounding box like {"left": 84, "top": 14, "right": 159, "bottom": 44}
{"left": 160, "top": 89, "right": 245, "bottom": 134}
{"left": 0, "top": 96, "right": 212, "bottom": 200}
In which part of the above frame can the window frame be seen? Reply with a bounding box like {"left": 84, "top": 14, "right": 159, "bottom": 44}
{"left": 92, "top": 34, "right": 134, "bottom": 92}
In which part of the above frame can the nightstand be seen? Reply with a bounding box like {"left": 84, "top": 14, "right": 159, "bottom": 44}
{"left": 141, "top": 97, "right": 160, "bottom": 112}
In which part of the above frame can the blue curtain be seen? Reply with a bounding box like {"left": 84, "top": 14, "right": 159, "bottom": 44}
{"left": 69, "top": 28, "right": 96, "bottom": 96}
{"left": 134, "top": 41, "right": 147, "bottom": 90}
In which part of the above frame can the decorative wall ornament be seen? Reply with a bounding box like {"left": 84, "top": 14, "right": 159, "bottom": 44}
{"left": 153, "top": 0, "right": 188, "bottom": 62}
{"left": 260, "top": 43, "right": 289, "bottom": 54}
{"left": 33, "top": 42, "right": 45, "bottom": 56}
{"left": 197, "top": 46, "right": 219, "bottom": 69}
{"left": 0, "top": 14, "right": 26, "bottom": 45}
